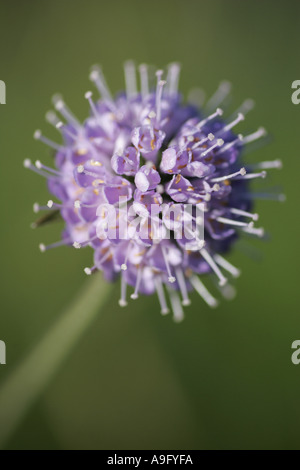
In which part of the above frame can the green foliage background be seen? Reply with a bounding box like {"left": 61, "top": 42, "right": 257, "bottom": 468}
{"left": 0, "top": 0, "right": 299, "bottom": 450}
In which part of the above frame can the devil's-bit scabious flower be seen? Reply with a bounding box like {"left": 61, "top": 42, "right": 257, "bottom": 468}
{"left": 25, "top": 62, "right": 283, "bottom": 321}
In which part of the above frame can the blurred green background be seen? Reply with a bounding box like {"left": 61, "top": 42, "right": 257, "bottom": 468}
{"left": 0, "top": 0, "right": 299, "bottom": 450}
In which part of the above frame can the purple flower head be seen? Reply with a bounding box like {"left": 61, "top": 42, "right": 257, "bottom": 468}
{"left": 27, "top": 62, "right": 283, "bottom": 321}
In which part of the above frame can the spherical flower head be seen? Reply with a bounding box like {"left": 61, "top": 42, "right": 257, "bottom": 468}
{"left": 27, "top": 61, "right": 283, "bottom": 322}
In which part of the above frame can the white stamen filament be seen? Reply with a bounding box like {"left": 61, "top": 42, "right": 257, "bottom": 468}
{"left": 206, "top": 81, "right": 231, "bottom": 111}
{"left": 55, "top": 122, "right": 77, "bottom": 140}
{"left": 243, "top": 127, "right": 266, "bottom": 145}
{"left": 196, "top": 108, "right": 223, "bottom": 129}
{"left": 201, "top": 139, "right": 224, "bottom": 157}
{"left": 24, "top": 159, "right": 58, "bottom": 180}
{"left": 244, "top": 192, "right": 286, "bottom": 202}
{"left": 34, "top": 130, "right": 61, "bottom": 151}
{"left": 211, "top": 167, "right": 246, "bottom": 183}
{"left": 39, "top": 238, "right": 71, "bottom": 252}
{"left": 35, "top": 160, "right": 62, "bottom": 177}
{"left": 221, "top": 113, "right": 244, "bottom": 133}
{"left": 200, "top": 248, "right": 227, "bottom": 286}
{"left": 248, "top": 160, "right": 282, "bottom": 170}
{"left": 89, "top": 66, "right": 113, "bottom": 102}
{"left": 242, "top": 226, "right": 265, "bottom": 237}
{"left": 175, "top": 268, "right": 191, "bottom": 306}
{"left": 216, "top": 217, "right": 253, "bottom": 228}
{"left": 192, "top": 133, "right": 215, "bottom": 150}
{"left": 216, "top": 135, "right": 243, "bottom": 154}
{"left": 229, "top": 99, "right": 255, "bottom": 120}
{"left": 139, "top": 64, "right": 149, "bottom": 99}
{"left": 131, "top": 266, "right": 143, "bottom": 299}
{"left": 156, "top": 77, "right": 166, "bottom": 124}
{"left": 229, "top": 207, "right": 259, "bottom": 221}
{"left": 154, "top": 277, "right": 169, "bottom": 315}
{"left": 84, "top": 91, "right": 101, "bottom": 120}
{"left": 124, "top": 60, "right": 137, "bottom": 98}
{"left": 119, "top": 271, "right": 128, "bottom": 307}
{"left": 45, "top": 110, "right": 60, "bottom": 127}
{"left": 52, "top": 95, "right": 80, "bottom": 129}
{"left": 213, "top": 253, "right": 241, "bottom": 278}
{"left": 121, "top": 241, "right": 133, "bottom": 271}
{"left": 190, "top": 276, "right": 219, "bottom": 307}
{"left": 161, "top": 246, "right": 176, "bottom": 283}
{"left": 235, "top": 171, "right": 266, "bottom": 180}
{"left": 167, "top": 62, "right": 181, "bottom": 95}
{"left": 167, "top": 287, "right": 184, "bottom": 322}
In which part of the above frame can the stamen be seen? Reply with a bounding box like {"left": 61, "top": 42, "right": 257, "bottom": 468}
{"left": 74, "top": 200, "right": 99, "bottom": 210}
{"left": 196, "top": 108, "right": 223, "bottom": 129}
{"left": 154, "top": 277, "right": 170, "bottom": 315}
{"left": 76, "top": 165, "right": 101, "bottom": 179}
{"left": 47, "top": 200, "right": 64, "bottom": 209}
{"left": 211, "top": 167, "right": 246, "bottom": 183}
{"left": 119, "top": 271, "right": 128, "bottom": 307}
{"left": 213, "top": 253, "right": 241, "bottom": 278}
{"left": 217, "top": 282, "right": 237, "bottom": 300}
{"left": 121, "top": 241, "right": 132, "bottom": 271}
{"left": 229, "top": 99, "right": 255, "bottom": 120}
{"left": 84, "top": 266, "right": 97, "bottom": 276}
{"left": 242, "top": 226, "right": 265, "bottom": 237}
{"left": 24, "top": 159, "right": 58, "bottom": 180}
{"left": 156, "top": 76, "right": 166, "bottom": 124}
{"left": 84, "top": 91, "right": 100, "bottom": 119}
{"left": 89, "top": 66, "right": 113, "bottom": 102}
{"left": 166, "top": 62, "right": 181, "bottom": 95}
{"left": 248, "top": 160, "right": 282, "bottom": 170}
{"left": 192, "top": 133, "right": 214, "bottom": 150}
{"left": 33, "top": 201, "right": 57, "bottom": 213}
{"left": 175, "top": 268, "right": 191, "bottom": 306}
{"left": 216, "top": 216, "right": 253, "bottom": 228}
{"left": 33, "top": 130, "right": 61, "bottom": 151}
{"left": 139, "top": 64, "right": 149, "bottom": 99}
{"left": 167, "top": 287, "right": 184, "bottom": 322}
{"left": 200, "top": 248, "right": 227, "bottom": 286}
{"left": 56, "top": 121, "right": 77, "bottom": 140}
{"left": 206, "top": 81, "right": 231, "bottom": 111}
{"left": 243, "top": 127, "right": 266, "bottom": 145}
{"left": 131, "top": 266, "right": 143, "bottom": 299}
{"left": 229, "top": 207, "right": 259, "bottom": 221}
{"left": 243, "top": 192, "right": 286, "bottom": 202}
{"left": 161, "top": 246, "right": 176, "bottom": 283}
{"left": 124, "top": 60, "right": 137, "bottom": 98}
{"left": 234, "top": 171, "right": 266, "bottom": 180}
{"left": 190, "top": 275, "right": 219, "bottom": 307}
{"left": 201, "top": 138, "right": 224, "bottom": 156}
{"left": 52, "top": 95, "right": 81, "bottom": 128}
{"left": 35, "top": 160, "right": 62, "bottom": 177}
{"left": 39, "top": 238, "right": 71, "bottom": 252}
{"left": 221, "top": 113, "right": 244, "bottom": 133}
{"left": 216, "top": 134, "right": 243, "bottom": 154}
{"left": 45, "top": 110, "right": 60, "bottom": 127}
{"left": 33, "top": 203, "right": 40, "bottom": 213}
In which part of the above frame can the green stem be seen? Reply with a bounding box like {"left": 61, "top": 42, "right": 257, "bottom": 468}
{"left": 0, "top": 273, "right": 113, "bottom": 449}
